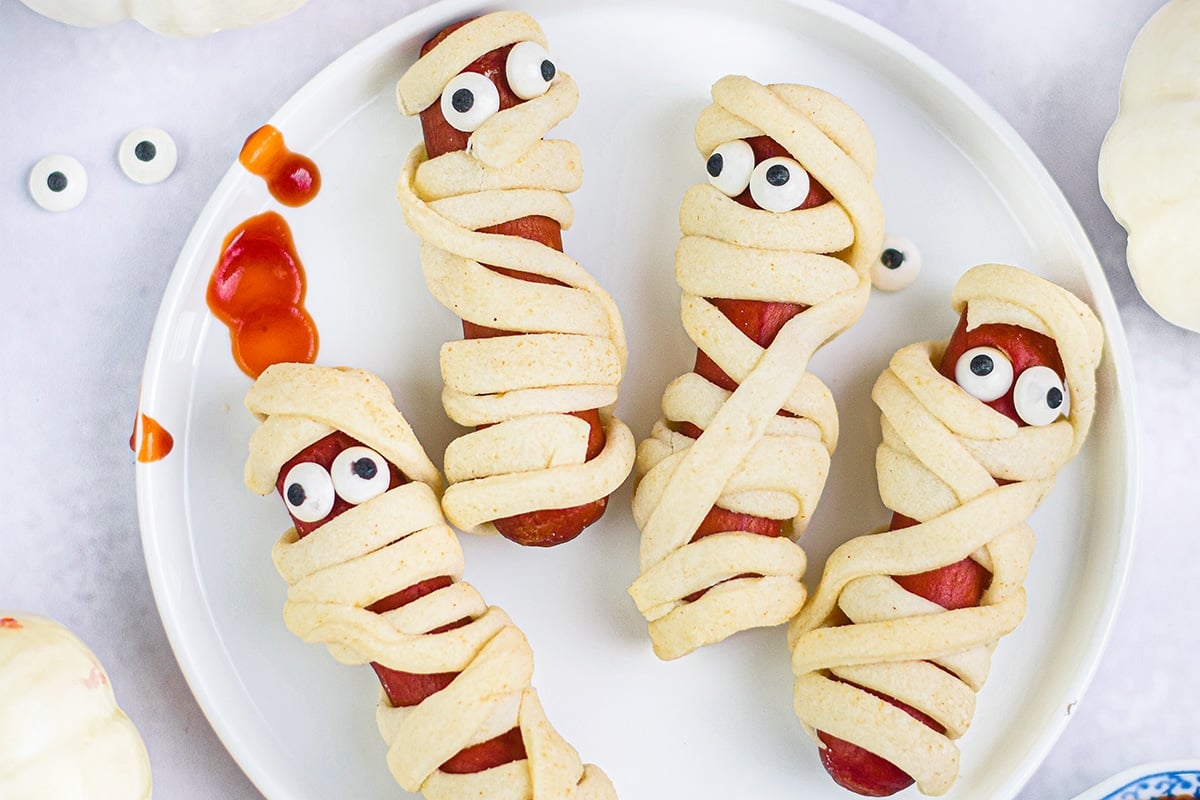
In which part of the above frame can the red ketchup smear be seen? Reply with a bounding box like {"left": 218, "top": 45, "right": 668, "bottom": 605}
{"left": 239, "top": 125, "right": 321, "bottom": 207}
{"left": 129, "top": 412, "right": 175, "bottom": 463}
{"left": 277, "top": 427, "right": 525, "bottom": 774}
{"left": 672, "top": 135, "right": 832, "bottom": 602}
{"left": 817, "top": 312, "right": 1067, "bottom": 797}
{"left": 0, "top": 617, "right": 21, "bottom": 630}
{"left": 416, "top": 20, "right": 606, "bottom": 548}
{"left": 207, "top": 211, "right": 319, "bottom": 379}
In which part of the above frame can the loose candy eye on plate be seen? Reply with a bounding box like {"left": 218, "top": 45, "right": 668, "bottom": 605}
{"left": 29, "top": 154, "right": 87, "bottom": 211}
{"left": 871, "top": 234, "right": 922, "bottom": 291}
{"left": 119, "top": 127, "right": 177, "bottom": 185}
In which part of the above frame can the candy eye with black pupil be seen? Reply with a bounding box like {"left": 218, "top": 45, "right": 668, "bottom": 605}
{"left": 1013, "top": 365, "right": 1069, "bottom": 426}
{"left": 119, "top": 127, "right": 177, "bottom": 185}
{"left": 330, "top": 446, "right": 391, "bottom": 505}
{"left": 749, "top": 156, "right": 810, "bottom": 212}
{"left": 871, "top": 233, "right": 922, "bottom": 291}
{"left": 705, "top": 139, "right": 755, "bottom": 197}
{"left": 506, "top": 40, "right": 556, "bottom": 100}
{"left": 440, "top": 72, "right": 500, "bottom": 133}
{"left": 954, "top": 346, "right": 1014, "bottom": 402}
{"left": 29, "top": 154, "right": 87, "bottom": 212}
{"left": 282, "top": 461, "right": 335, "bottom": 523}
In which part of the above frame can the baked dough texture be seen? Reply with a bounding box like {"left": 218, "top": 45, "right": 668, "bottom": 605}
{"left": 787, "top": 264, "right": 1103, "bottom": 795}
{"left": 395, "top": 11, "right": 635, "bottom": 536}
{"left": 244, "top": 363, "right": 616, "bottom": 800}
{"left": 629, "top": 76, "right": 884, "bottom": 660}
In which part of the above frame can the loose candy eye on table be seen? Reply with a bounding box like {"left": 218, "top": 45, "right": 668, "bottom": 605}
{"left": 119, "top": 127, "right": 177, "bottom": 185}
{"left": 29, "top": 154, "right": 87, "bottom": 211}
{"left": 29, "top": 127, "right": 177, "bottom": 213}
{"left": 871, "top": 233, "right": 921, "bottom": 292}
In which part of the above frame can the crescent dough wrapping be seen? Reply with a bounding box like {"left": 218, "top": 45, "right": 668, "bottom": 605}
{"left": 244, "top": 363, "right": 616, "bottom": 800}
{"left": 629, "top": 76, "right": 885, "bottom": 660}
{"left": 786, "top": 264, "right": 1103, "bottom": 795}
{"left": 395, "top": 11, "right": 635, "bottom": 535}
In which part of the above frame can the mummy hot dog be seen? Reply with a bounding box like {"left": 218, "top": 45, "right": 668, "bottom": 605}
{"left": 628, "top": 76, "right": 884, "bottom": 660}
{"left": 787, "top": 264, "right": 1103, "bottom": 796}
{"left": 244, "top": 363, "right": 616, "bottom": 799}
{"left": 395, "top": 11, "right": 635, "bottom": 547}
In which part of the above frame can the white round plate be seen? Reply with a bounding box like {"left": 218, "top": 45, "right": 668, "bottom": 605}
{"left": 136, "top": 1, "right": 1138, "bottom": 798}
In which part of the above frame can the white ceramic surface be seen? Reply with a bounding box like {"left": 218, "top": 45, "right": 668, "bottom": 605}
{"left": 132, "top": 2, "right": 1136, "bottom": 799}
{"left": 1070, "top": 761, "right": 1200, "bottom": 800}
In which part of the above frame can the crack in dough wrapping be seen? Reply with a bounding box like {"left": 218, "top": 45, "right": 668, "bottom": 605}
{"left": 244, "top": 363, "right": 616, "bottom": 800}
{"left": 395, "top": 11, "right": 634, "bottom": 536}
{"left": 629, "top": 76, "right": 884, "bottom": 660}
{"left": 786, "top": 264, "right": 1103, "bottom": 795}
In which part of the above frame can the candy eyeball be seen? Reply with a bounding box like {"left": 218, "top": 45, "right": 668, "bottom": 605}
{"left": 954, "top": 346, "right": 1014, "bottom": 402}
{"left": 1013, "top": 365, "right": 1069, "bottom": 426}
{"left": 440, "top": 71, "right": 501, "bottom": 132}
{"left": 506, "top": 40, "right": 555, "bottom": 100}
{"left": 871, "top": 234, "right": 922, "bottom": 292}
{"left": 706, "top": 139, "right": 754, "bottom": 197}
{"left": 330, "top": 446, "right": 391, "bottom": 505}
{"left": 119, "top": 127, "right": 177, "bottom": 185}
{"left": 29, "top": 154, "right": 87, "bottom": 212}
{"left": 282, "top": 461, "right": 335, "bottom": 523}
{"left": 749, "top": 156, "right": 810, "bottom": 212}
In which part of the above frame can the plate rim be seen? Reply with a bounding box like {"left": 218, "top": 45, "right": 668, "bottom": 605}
{"left": 1069, "top": 761, "right": 1200, "bottom": 800}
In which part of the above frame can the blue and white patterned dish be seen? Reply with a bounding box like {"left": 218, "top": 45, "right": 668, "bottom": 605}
{"left": 1071, "top": 762, "right": 1200, "bottom": 800}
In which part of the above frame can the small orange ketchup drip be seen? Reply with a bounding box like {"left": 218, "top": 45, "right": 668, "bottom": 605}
{"left": 239, "top": 125, "right": 321, "bottom": 207}
{"left": 207, "top": 211, "right": 319, "bottom": 379}
{"left": 0, "top": 617, "right": 21, "bottom": 630}
{"left": 130, "top": 412, "right": 175, "bottom": 462}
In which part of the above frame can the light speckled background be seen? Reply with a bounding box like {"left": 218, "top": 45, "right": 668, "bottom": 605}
{"left": 1, "top": 0, "right": 1195, "bottom": 797}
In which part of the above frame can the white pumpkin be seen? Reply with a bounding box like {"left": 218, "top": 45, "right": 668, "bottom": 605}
{"left": 1098, "top": 0, "right": 1200, "bottom": 333}
{"left": 18, "top": 0, "right": 308, "bottom": 37}
{"left": 0, "top": 613, "right": 152, "bottom": 800}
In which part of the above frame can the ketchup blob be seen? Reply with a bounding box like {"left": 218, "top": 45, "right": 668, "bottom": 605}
{"left": 207, "top": 211, "right": 319, "bottom": 379}
{"left": 239, "top": 125, "right": 321, "bottom": 207}
{"left": 129, "top": 412, "right": 175, "bottom": 463}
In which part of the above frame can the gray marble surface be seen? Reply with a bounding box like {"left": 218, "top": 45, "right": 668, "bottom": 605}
{"left": 1, "top": 0, "right": 1196, "bottom": 797}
